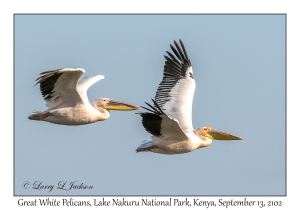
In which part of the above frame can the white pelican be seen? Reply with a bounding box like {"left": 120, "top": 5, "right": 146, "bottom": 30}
{"left": 29, "top": 68, "right": 139, "bottom": 125}
{"left": 136, "top": 40, "right": 243, "bottom": 154}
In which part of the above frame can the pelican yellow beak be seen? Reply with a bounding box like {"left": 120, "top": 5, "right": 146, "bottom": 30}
{"left": 103, "top": 100, "right": 140, "bottom": 111}
{"left": 205, "top": 130, "right": 244, "bottom": 140}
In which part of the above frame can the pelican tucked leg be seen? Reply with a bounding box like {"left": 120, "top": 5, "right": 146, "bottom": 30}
{"left": 28, "top": 112, "right": 53, "bottom": 121}
{"left": 136, "top": 145, "right": 159, "bottom": 153}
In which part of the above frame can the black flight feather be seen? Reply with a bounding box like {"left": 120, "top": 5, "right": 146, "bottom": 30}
{"left": 138, "top": 99, "right": 165, "bottom": 137}
{"left": 154, "top": 39, "right": 193, "bottom": 108}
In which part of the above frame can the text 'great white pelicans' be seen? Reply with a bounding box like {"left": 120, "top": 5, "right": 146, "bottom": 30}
{"left": 28, "top": 68, "right": 139, "bottom": 125}
{"left": 136, "top": 40, "right": 243, "bottom": 155}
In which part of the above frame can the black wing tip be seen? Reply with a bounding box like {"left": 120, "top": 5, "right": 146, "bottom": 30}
{"left": 165, "top": 39, "right": 191, "bottom": 66}
{"left": 34, "top": 69, "right": 60, "bottom": 83}
{"left": 172, "top": 39, "right": 180, "bottom": 47}
{"left": 33, "top": 70, "right": 63, "bottom": 101}
{"left": 178, "top": 39, "right": 183, "bottom": 45}
{"left": 138, "top": 99, "right": 165, "bottom": 116}
{"left": 139, "top": 100, "right": 164, "bottom": 137}
{"left": 173, "top": 39, "right": 184, "bottom": 47}
{"left": 151, "top": 99, "right": 164, "bottom": 114}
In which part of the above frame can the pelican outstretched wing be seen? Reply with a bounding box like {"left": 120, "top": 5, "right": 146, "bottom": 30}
{"left": 77, "top": 75, "right": 104, "bottom": 105}
{"left": 155, "top": 40, "right": 195, "bottom": 132}
{"left": 139, "top": 99, "right": 188, "bottom": 141}
{"left": 34, "top": 68, "right": 103, "bottom": 109}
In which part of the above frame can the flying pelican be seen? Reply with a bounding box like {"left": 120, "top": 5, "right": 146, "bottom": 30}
{"left": 28, "top": 68, "right": 139, "bottom": 125}
{"left": 136, "top": 40, "right": 243, "bottom": 154}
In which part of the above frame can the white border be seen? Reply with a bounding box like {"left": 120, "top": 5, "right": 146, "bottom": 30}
{"left": 2, "top": 0, "right": 297, "bottom": 208}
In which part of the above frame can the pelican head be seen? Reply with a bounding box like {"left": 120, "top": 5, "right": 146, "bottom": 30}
{"left": 93, "top": 98, "right": 140, "bottom": 111}
{"left": 194, "top": 126, "right": 211, "bottom": 137}
{"left": 194, "top": 126, "right": 244, "bottom": 141}
{"left": 194, "top": 126, "right": 243, "bottom": 149}
{"left": 194, "top": 126, "right": 213, "bottom": 147}
{"left": 199, "top": 126, "right": 211, "bottom": 134}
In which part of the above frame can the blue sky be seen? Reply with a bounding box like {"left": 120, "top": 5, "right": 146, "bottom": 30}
{"left": 14, "top": 14, "right": 285, "bottom": 196}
